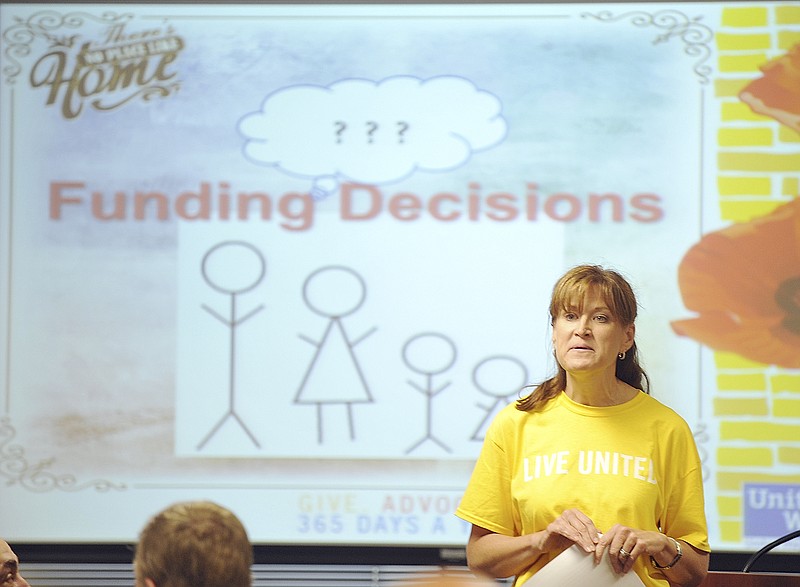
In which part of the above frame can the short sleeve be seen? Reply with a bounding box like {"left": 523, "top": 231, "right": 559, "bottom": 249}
{"left": 455, "top": 406, "right": 518, "bottom": 535}
{"left": 659, "top": 420, "right": 710, "bottom": 552}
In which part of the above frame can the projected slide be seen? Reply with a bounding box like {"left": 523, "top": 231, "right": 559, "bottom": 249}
{"left": 1, "top": 1, "right": 798, "bottom": 551}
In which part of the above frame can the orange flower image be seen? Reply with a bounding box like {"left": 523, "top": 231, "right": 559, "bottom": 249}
{"left": 739, "top": 42, "right": 800, "bottom": 134}
{"left": 672, "top": 198, "right": 800, "bottom": 368}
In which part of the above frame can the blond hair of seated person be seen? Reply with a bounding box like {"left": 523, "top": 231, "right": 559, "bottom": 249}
{"left": 0, "top": 540, "right": 30, "bottom": 587}
{"left": 134, "top": 501, "right": 253, "bottom": 587}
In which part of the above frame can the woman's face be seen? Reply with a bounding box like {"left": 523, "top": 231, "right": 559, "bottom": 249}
{"left": 552, "top": 288, "right": 634, "bottom": 376}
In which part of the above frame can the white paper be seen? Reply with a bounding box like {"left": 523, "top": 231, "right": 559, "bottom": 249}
{"left": 522, "top": 545, "right": 647, "bottom": 587}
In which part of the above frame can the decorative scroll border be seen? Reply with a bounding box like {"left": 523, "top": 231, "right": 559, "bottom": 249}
{"left": 0, "top": 417, "right": 125, "bottom": 492}
{"left": 582, "top": 9, "right": 714, "bottom": 84}
{"left": 1, "top": 9, "right": 133, "bottom": 84}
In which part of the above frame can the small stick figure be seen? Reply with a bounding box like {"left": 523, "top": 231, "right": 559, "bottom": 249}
{"left": 402, "top": 332, "right": 457, "bottom": 455}
{"left": 470, "top": 355, "right": 528, "bottom": 441}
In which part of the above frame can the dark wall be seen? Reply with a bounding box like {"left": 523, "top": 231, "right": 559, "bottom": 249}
{"left": 11, "top": 543, "right": 800, "bottom": 573}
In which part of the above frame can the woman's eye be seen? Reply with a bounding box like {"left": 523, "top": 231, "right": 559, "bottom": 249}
{"left": 595, "top": 315, "right": 608, "bottom": 322}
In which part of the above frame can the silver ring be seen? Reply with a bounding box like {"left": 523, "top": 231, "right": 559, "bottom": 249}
{"left": 619, "top": 548, "right": 630, "bottom": 558}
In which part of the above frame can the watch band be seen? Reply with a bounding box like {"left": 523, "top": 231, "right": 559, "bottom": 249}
{"left": 650, "top": 536, "right": 683, "bottom": 570}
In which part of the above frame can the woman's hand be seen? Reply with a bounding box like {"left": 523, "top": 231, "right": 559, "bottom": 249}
{"left": 538, "top": 508, "right": 601, "bottom": 555}
{"left": 595, "top": 525, "right": 667, "bottom": 574}
{"left": 465, "top": 512, "right": 600, "bottom": 581}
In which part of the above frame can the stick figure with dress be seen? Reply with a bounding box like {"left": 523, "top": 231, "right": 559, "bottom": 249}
{"left": 295, "top": 265, "right": 376, "bottom": 444}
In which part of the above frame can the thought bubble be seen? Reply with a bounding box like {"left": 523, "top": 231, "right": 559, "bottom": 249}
{"left": 238, "top": 75, "right": 507, "bottom": 197}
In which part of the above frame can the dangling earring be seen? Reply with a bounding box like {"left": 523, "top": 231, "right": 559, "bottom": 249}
{"left": 618, "top": 351, "right": 626, "bottom": 360}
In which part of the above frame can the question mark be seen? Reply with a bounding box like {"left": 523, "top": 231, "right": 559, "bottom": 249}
{"left": 334, "top": 121, "right": 347, "bottom": 144}
{"left": 397, "top": 121, "right": 410, "bottom": 143}
{"left": 366, "top": 121, "right": 378, "bottom": 144}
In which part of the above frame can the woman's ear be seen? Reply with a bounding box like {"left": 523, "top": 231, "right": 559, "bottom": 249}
{"left": 624, "top": 323, "right": 635, "bottom": 351}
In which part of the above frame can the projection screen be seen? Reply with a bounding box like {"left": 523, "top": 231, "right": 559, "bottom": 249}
{"left": 1, "top": 1, "right": 799, "bottom": 554}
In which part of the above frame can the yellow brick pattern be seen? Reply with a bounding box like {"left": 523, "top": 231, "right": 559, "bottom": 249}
{"left": 716, "top": 373, "right": 767, "bottom": 391}
{"left": 714, "top": 77, "right": 754, "bottom": 98}
{"left": 719, "top": 53, "right": 771, "bottom": 72}
{"left": 718, "top": 152, "right": 800, "bottom": 172}
{"left": 780, "top": 126, "right": 800, "bottom": 143}
{"left": 720, "top": 421, "right": 800, "bottom": 442}
{"left": 712, "top": 0, "right": 800, "bottom": 529}
{"left": 718, "top": 127, "right": 773, "bottom": 147}
{"left": 721, "top": 101, "right": 765, "bottom": 122}
{"left": 774, "top": 398, "right": 800, "bottom": 418}
{"left": 716, "top": 32, "right": 772, "bottom": 50}
{"left": 722, "top": 7, "right": 768, "bottom": 27}
{"left": 714, "top": 352, "right": 767, "bottom": 369}
{"left": 720, "top": 520, "right": 742, "bottom": 542}
{"left": 771, "top": 374, "right": 800, "bottom": 392}
{"left": 715, "top": 3, "right": 800, "bottom": 547}
{"left": 715, "top": 0, "right": 800, "bottom": 320}
{"left": 779, "top": 30, "right": 800, "bottom": 48}
{"left": 776, "top": 5, "right": 800, "bottom": 24}
{"left": 783, "top": 177, "right": 800, "bottom": 195}
{"left": 714, "top": 397, "right": 769, "bottom": 416}
{"left": 717, "top": 495, "right": 742, "bottom": 517}
{"left": 718, "top": 200, "right": 785, "bottom": 222}
{"left": 718, "top": 471, "right": 800, "bottom": 491}
{"left": 718, "top": 175, "right": 771, "bottom": 196}
{"left": 717, "top": 447, "right": 774, "bottom": 467}
{"left": 712, "top": 35, "right": 800, "bottom": 532}
{"left": 779, "top": 447, "right": 800, "bottom": 464}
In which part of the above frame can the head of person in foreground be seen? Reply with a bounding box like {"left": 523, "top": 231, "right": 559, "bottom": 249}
{"left": 134, "top": 500, "right": 253, "bottom": 587}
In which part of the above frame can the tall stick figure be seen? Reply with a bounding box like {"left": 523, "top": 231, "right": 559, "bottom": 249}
{"left": 196, "top": 241, "right": 265, "bottom": 451}
{"left": 402, "top": 332, "right": 457, "bottom": 455}
{"left": 295, "top": 266, "right": 376, "bottom": 444}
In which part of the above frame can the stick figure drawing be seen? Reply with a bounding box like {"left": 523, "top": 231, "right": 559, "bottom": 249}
{"left": 402, "top": 332, "right": 457, "bottom": 455}
{"left": 195, "top": 241, "right": 265, "bottom": 451}
{"left": 470, "top": 355, "right": 528, "bottom": 441}
{"left": 295, "top": 266, "right": 376, "bottom": 444}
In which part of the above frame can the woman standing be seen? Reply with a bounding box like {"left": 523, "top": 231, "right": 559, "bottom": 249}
{"left": 455, "top": 265, "right": 709, "bottom": 587}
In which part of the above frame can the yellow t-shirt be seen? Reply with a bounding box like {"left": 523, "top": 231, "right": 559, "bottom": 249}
{"left": 455, "top": 391, "right": 710, "bottom": 587}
